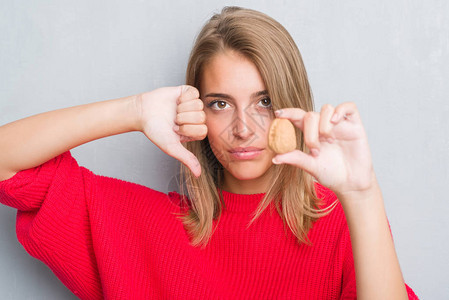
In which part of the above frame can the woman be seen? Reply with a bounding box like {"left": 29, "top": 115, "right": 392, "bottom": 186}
{"left": 0, "top": 6, "right": 417, "bottom": 299}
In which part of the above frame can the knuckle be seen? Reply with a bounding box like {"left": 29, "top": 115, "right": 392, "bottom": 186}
{"left": 200, "top": 124, "right": 208, "bottom": 136}
{"left": 349, "top": 102, "right": 358, "bottom": 111}
{"left": 179, "top": 86, "right": 187, "bottom": 101}
{"left": 176, "top": 102, "right": 184, "bottom": 113}
{"left": 318, "top": 125, "right": 325, "bottom": 134}
{"left": 319, "top": 126, "right": 330, "bottom": 136}
{"left": 321, "top": 104, "right": 333, "bottom": 111}
{"left": 184, "top": 85, "right": 199, "bottom": 99}
{"left": 309, "top": 141, "right": 320, "bottom": 149}
{"left": 180, "top": 85, "right": 194, "bottom": 101}
{"left": 339, "top": 101, "right": 356, "bottom": 110}
{"left": 304, "top": 139, "right": 317, "bottom": 150}
{"left": 199, "top": 111, "right": 206, "bottom": 123}
{"left": 190, "top": 86, "right": 200, "bottom": 98}
{"left": 304, "top": 112, "right": 312, "bottom": 121}
{"left": 176, "top": 113, "right": 183, "bottom": 124}
{"left": 304, "top": 111, "right": 317, "bottom": 121}
{"left": 196, "top": 99, "right": 204, "bottom": 110}
{"left": 179, "top": 125, "right": 187, "bottom": 135}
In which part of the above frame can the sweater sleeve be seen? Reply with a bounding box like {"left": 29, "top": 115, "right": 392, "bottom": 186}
{"left": 0, "top": 151, "right": 102, "bottom": 299}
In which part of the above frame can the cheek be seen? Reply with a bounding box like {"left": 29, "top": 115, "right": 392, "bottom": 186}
{"left": 206, "top": 115, "right": 235, "bottom": 167}
{"left": 206, "top": 117, "right": 227, "bottom": 156}
{"left": 206, "top": 117, "right": 221, "bottom": 141}
{"left": 205, "top": 113, "right": 233, "bottom": 142}
{"left": 254, "top": 116, "right": 273, "bottom": 143}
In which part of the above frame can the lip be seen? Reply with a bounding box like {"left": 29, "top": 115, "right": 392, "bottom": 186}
{"left": 228, "top": 147, "right": 264, "bottom": 160}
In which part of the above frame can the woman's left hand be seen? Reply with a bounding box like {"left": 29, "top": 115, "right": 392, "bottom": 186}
{"left": 272, "top": 103, "right": 376, "bottom": 198}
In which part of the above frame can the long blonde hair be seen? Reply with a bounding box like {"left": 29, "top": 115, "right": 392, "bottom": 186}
{"left": 177, "top": 6, "right": 336, "bottom": 248}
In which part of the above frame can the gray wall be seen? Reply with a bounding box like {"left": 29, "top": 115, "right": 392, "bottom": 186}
{"left": 1, "top": 0, "right": 447, "bottom": 298}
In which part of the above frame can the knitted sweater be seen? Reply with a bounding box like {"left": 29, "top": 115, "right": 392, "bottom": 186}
{"left": 0, "top": 152, "right": 418, "bottom": 299}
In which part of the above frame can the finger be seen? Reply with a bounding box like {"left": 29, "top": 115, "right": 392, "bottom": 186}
{"left": 166, "top": 142, "right": 202, "bottom": 178}
{"left": 176, "top": 111, "right": 206, "bottom": 125}
{"left": 303, "top": 112, "right": 320, "bottom": 153}
{"left": 174, "top": 124, "right": 208, "bottom": 140}
{"left": 319, "top": 104, "right": 335, "bottom": 140}
{"left": 331, "top": 102, "right": 358, "bottom": 124}
{"left": 179, "top": 136, "right": 197, "bottom": 143}
{"left": 177, "top": 99, "right": 204, "bottom": 113}
{"left": 274, "top": 108, "right": 307, "bottom": 130}
{"left": 179, "top": 85, "right": 200, "bottom": 104}
{"left": 272, "top": 150, "right": 316, "bottom": 177}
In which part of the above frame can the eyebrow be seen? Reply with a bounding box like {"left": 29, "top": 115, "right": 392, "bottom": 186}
{"left": 204, "top": 90, "right": 268, "bottom": 100}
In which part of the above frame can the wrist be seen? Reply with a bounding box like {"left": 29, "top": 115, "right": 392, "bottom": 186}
{"left": 335, "top": 174, "right": 382, "bottom": 209}
{"left": 337, "top": 179, "right": 387, "bottom": 236}
{"left": 132, "top": 93, "right": 144, "bottom": 132}
{"left": 335, "top": 169, "right": 377, "bottom": 197}
{"left": 339, "top": 182, "right": 387, "bottom": 242}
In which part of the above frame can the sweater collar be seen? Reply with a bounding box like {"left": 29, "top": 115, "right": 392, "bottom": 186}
{"left": 217, "top": 188, "right": 266, "bottom": 213}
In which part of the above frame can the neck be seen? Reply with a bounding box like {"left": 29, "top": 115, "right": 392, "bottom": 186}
{"left": 222, "top": 168, "right": 274, "bottom": 195}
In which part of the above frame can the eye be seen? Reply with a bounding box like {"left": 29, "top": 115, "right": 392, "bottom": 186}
{"left": 208, "top": 100, "right": 229, "bottom": 110}
{"left": 258, "top": 97, "right": 272, "bottom": 108}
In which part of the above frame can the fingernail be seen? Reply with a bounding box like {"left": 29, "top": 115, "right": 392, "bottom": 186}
{"left": 173, "top": 125, "right": 179, "bottom": 131}
{"left": 272, "top": 158, "right": 281, "bottom": 164}
{"left": 274, "top": 110, "right": 282, "bottom": 117}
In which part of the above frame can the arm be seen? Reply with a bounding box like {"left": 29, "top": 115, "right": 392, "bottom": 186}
{"left": 337, "top": 179, "right": 407, "bottom": 299}
{"left": 0, "top": 86, "right": 206, "bottom": 298}
{"left": 0, "top": 95, "right": 140, "bottom": 181}
{"left": 0, "top": 85, "right": 206, "bottom": 181}
{"left": 272, "top": 104, "right": 409, "bottom": 299}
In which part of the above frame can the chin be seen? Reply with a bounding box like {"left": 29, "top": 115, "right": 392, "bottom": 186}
{"left": 227, "top": 162, "right": 271, "bottom": 181}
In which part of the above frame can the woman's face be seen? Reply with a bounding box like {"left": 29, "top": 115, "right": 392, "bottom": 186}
{"left": 200, "top": 50, "right": 276, "bottom": 193}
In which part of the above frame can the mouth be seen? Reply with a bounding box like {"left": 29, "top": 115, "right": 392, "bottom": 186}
{"left": 228, "top": 147, "right": 264, "bottom": 160}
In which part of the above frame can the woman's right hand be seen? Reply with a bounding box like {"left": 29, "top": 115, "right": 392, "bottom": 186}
{"left": 137, "top": 85, "right": 207, "bottom": 178}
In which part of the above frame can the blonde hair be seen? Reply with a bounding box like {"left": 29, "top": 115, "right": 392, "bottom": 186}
{"left": 177, "top": 6, "right": 336, "bottom": 248}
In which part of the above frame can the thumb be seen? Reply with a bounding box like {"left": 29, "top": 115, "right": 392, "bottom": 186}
{"left": 167, "top": 142, "right": 202, "bottom": 178}
{"left": 272, "top": 150, "right": 316, "bottom": 176}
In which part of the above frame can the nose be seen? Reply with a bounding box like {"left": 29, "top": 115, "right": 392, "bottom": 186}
{"left": 232, "top": 109, "right": 255, "bottom": 140}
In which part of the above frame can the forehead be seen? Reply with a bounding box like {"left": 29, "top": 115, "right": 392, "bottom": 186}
{"left": 200, "top": 51, "right": 266, "bottom": 97}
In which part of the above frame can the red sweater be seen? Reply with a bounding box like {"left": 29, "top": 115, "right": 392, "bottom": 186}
{"left": 0, "top": 152, "right": 418, "bottom": 299}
